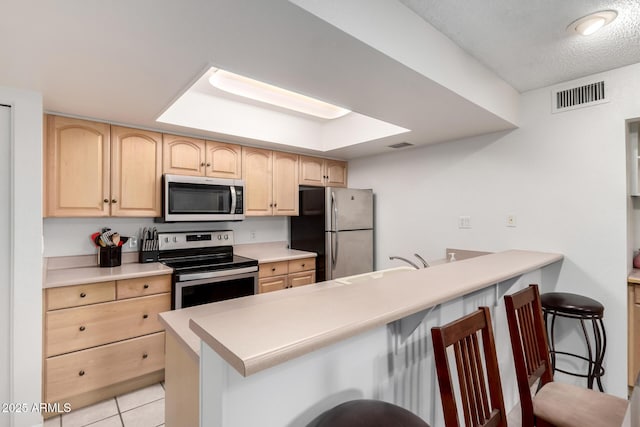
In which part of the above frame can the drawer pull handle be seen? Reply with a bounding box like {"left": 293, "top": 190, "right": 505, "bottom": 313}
{"left": 142, "top": 353, "right": 148, "bottom": 359}
{"left": 143, "top": 314, "right": 149, "bottom": 319}
{"left": 80, "top": 292, "right": 86, "bottom": 298}
{"left": 143, "top": 284, "right": 149, "bottom": 289}
{"left": 79, "top": 370, "right": 85, "bottom": 376}
{"left": 272, "top": 267, "right": 276, "bottom": 272}
{"left": 79, "top": 326, "right": 86, "bottom": 332}
{"left": 301, "top": 263, "right": 305, "bottom": 267}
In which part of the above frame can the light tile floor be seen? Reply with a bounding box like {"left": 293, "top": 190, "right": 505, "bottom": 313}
{"left": 43, "top": 383, "right": 165, "bottom": 427}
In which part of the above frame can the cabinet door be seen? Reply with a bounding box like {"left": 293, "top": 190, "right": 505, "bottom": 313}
{"left": 325, "top": 160, "right": 348, "bottom": 188}
{"left": 163, "top": 134, "right": 205, "bottom": 176}
{"left": 273, "top": 151, "right": 299, "bottom": 216}
{"left": 299, "top": 156, "right": 325, "bottom": 187}
{"left": 258, "top": 276, "right": 287, "bottom": 294}
{"left": 45, "top": 293, "right": 170, "bottom": 357}
{"left": 45, "top": 331, "right": 165, "bottom": 403}
{"left": 288, "top": 271, "right": 316, "bottom": 288}
{"left": 111, "top": 126, "right": 162, "bottom": 217}
{"left": 45, "top": 115, "right": 111, "bottom": 217}
{"left": 242, "top": 147, "right": 273, "bottom": 216}
{"left": 205, "top": 141, "right": 242, "bottom": 179}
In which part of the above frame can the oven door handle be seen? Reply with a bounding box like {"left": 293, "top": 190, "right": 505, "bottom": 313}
{"left": 176, "top": 266, "right": 258, "bottom": 282}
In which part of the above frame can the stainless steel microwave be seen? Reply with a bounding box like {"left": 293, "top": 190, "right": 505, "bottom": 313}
{"left": 162, "top": 174, "right": 245, "bottom": 222}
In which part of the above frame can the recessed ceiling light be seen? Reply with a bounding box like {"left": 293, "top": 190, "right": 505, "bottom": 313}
{"left": 208, "top": 69, "right": 351, "bottom": 120}
{"left": 567, "top": 10, "right": 617, "bottom": 36}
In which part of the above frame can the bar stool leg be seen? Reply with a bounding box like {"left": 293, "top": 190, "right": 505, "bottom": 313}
{"left": 546, "top": 310, "right": 557, "bottom": 373}
{"left": 579, "top": 318, "right": 594, "bottom": 389}
{"left": 592, "top": 317, "right": 606, "bottom": 392}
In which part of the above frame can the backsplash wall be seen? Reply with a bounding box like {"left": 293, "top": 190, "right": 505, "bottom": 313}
{"left": 43, "top": 216, "right": 289, "bottom": 257}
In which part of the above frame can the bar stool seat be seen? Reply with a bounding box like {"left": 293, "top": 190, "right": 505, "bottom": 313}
{"left": 307, "top": 399, "right": 429, "bottom": 427}
{"left": 541, "top": 292, "right": 606, "bottom": 391}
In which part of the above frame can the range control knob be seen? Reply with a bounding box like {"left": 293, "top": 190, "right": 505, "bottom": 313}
{"left": 217, "top": 235, "right": 222, "bottom": 240}
{"left": 173, "top": 236, "right": 178, "bottom": 243}
{"left": 164, "top": 237, "right": 169, "bottom": 243}
{"left": 224, "top": 234, "right": 229, "bottom": 240}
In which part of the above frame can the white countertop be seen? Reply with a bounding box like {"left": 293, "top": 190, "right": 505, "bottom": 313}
{"left": 44, "top": 262, "right": 173, "bottom": 289}
{"left": 234, "top": 242, "right": 316, "bottom": 263}
{"left": 187, "top": 249, "right": 563, "bottom": 377}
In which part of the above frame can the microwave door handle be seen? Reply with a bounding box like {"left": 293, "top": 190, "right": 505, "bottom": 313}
{"left": 230, "top": 186, "right": 237, "bottom": 214}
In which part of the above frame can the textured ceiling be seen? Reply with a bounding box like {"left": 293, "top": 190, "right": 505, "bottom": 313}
{"left": 399, "top": 0, "right": 640, "bottom": 91}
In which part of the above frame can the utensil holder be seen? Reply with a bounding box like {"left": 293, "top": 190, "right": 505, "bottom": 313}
{"left": 98, "top": 246, "right": 122, "bottom": 267}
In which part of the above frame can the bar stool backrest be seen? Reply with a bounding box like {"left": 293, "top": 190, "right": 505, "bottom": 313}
{"left": 431, "top": 307, "right": 507, "bottom": 427}
{"left": 504, "top": 284, "right": 554, "bottom": 427}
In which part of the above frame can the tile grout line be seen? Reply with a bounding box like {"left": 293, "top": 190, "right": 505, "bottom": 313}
{"left": 114, "top": 397, "right": 125, "bottom": 427}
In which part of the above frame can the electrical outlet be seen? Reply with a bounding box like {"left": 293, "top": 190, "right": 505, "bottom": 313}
{"left": 458, "top": 216, "right": 471, "bottom": 229}
{"left": 129, "top": 236, "right": 138, "bottom": 248}
{"left": 507, "top": 214, "right": 517, "bottom": 227}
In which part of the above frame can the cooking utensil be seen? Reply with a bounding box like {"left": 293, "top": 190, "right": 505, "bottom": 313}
{"left": 90, "top": 232, "right": 101, "bottom": 247}
{"left": 101, "top": 230, "right": 116, "bottom": 246}
{"left": 112, "top": 233, "right": 120, "bottom": 246}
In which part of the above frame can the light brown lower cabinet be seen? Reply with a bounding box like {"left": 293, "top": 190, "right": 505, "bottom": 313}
{"left": 629, "top": 283, "right": 640, "bottom": 386}
{"left": 43, "top": 274, "right": 171, "bottom": 416}
{"left": 258, "top": 257, "right": 316, "bottom": 293}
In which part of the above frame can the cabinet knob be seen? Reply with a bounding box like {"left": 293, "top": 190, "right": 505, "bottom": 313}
{"left": 80, "top": 292, "right": 86, "bottom": 298}
{"left": 143, "top": 314, "right": 149, "bottom": 319}
{"left": 103, "top": 199, "right": 109, "bottom": 203}
{"left": 79, "top": 326, "right": 86, "bottom": 332}
{"left": 143, "top": 284, "right": 149, "bottom": 289}
{"left": 271, "top": 267, "right": 276, "bottom": 272}
{"left": 206, "top": 163, "right": 211, "bottom": 167}
{"left": 142, "top": 353, "right": 148, "bottom": 359}
{"left": 111, "top": 199, "right": 117, "bottom": 204}
{"left": 200, "top": 162, "right": 205, "bottom": 167}
{"left": 78, "top": 370, "right": 85, "bottom": 376}
{"left": 269, "top": 203, "right": 273, "bottom": 207}
{"left": 301, "top": 263, "right": 305, "bottom": 267}
{"left": 273, "top": 203, "right": 277, "bottom": 208}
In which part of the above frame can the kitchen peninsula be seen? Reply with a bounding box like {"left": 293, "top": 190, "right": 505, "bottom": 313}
{"left": 165, "top": 249, "right": 563, "bottom": 427}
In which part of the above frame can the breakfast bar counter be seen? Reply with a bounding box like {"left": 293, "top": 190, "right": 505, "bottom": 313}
{"left": 182, "top": 249, "right": 562, "bottom": 427}
{"left": 190, "top": 249, "right": 562, "bottom": 377}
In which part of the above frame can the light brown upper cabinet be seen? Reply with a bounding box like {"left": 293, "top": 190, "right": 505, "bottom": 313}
{"left": 44, "top": 115, "right": 162, "bottom": 217}
{"left": 163, "top": 134, "right": 242, "bottom": 179}
{"left": 299, "top": 155, "right": 348, "bottom": 187}
{"left": 242, "top": 147, "right": 299, "bottom": 216}
{"left": 110, "top": 126, "right": 162, "bottom": 217}
{"left": 45, "top": 115, "right": 110, "bottom": 216}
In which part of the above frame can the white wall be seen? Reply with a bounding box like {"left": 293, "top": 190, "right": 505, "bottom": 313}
{"left": 43, "top": 217, "right": 288, "bottom": 257}
{"left": 0, "top": 105, "right": 11, "bottom": 427}
{"left": 0, "top": 87, "right": 43, "bottom": 427}
{"left": 348, "top": 63, "right": 640, "bottom": 397}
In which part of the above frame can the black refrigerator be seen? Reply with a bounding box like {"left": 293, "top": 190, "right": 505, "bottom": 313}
{"left": 290, "top": 186, "right": 373, "bottom": 283}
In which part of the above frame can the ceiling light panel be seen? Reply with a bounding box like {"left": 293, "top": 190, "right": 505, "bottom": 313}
{"left": 208, "top": 69, "right": 351, "bottom": 120}
{"left": 567, "top": 10, "right": 617, "bottom": 36}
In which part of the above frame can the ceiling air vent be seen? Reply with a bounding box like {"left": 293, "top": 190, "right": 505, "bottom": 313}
{"left": 551, "top": 80, "right": 608, "bottom": 113}
{"left": 388, "top": 142, "right": 414, "bottom": 149}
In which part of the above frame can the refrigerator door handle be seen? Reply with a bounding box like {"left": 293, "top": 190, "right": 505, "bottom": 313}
{"left": 331, "top": 191, "right": 338, "bottom": 231}
{"left": 332, "top": 232, "right": 339, "bottom": 268}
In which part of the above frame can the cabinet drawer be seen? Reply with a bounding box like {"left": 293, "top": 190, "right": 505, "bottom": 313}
{"left": 288, "top": 271, "right": 316, "bottom": 288}
{"left": 259, "top": 261, "right": 288, "bottom": 278}
{"left": 45, "top": 293, "right": 170, "bottom": 357}
{"left": 117, "top": 275, "right": 171, "bottom": 299}
{"left": 46, "top": 281, "right": 116, "bottom": 310}
{"left": 288, "top": 257, "right": 315, "bottom": 274}
{"left": 45, "top": 331, "right": 165, "bottom": 403}
{"left": 258, "top": 276, "right": 287, "bottom": 293}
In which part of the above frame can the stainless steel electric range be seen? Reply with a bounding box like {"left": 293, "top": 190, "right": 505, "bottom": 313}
{"left": 157, "top": 230, "right": 258, "bottom": 309}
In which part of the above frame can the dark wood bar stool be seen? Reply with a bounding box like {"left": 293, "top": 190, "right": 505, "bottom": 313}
{"left": 504, "top": 285, "right": 627, "bottom": 427}
{"left": 432, "top": 307, "right": 507, "bottom": 427}
{"left": 540, "top": 291, "right": 606, "bottom": 391}
{"left": 307, "top": 399, "right": 429, "bottom": 427}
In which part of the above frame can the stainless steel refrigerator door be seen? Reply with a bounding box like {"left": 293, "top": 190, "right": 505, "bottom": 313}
{"left": 325, "top": 230, "right": 373, "bottom": 280}
{"left": 325, "top": 187, "right": 373, "bottom": 232}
